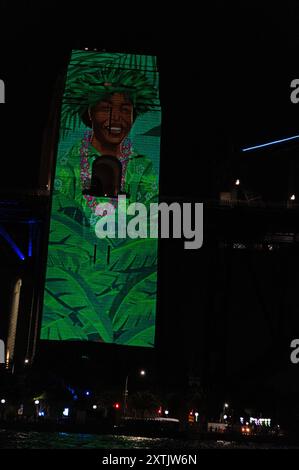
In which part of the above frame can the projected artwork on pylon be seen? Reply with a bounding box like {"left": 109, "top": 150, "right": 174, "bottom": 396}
{"left": 40, "top": 50, "right": 161, "bottom": 347}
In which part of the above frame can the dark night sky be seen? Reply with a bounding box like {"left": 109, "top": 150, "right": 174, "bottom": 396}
{"left": 2, "top": 2, "right": 299, "bottom": 420}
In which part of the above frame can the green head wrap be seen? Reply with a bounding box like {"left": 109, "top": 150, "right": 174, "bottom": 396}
{"left": 61, "top": 64, "right": 158, "bottom": 135}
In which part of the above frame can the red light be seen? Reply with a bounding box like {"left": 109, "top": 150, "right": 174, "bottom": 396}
{"left": 113, "top": 402, "right": 120, "bottom": 409}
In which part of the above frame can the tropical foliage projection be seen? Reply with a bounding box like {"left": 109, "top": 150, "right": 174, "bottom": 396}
{"left": 41, "top": 50, "right": 161, "bottom": 347}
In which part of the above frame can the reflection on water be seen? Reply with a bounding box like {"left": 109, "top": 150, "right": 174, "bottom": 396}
{"left": 1, "top": 429, "right": 299, "bottom": 449}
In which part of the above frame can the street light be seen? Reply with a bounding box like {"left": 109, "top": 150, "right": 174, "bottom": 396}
{"left": 221, "top": 403, "right": 229, "bottom": 423}
{"left": 124, "top": 369, "right": 146, "bottom": 416}
{"left": 0, "top": 399, "right": 6, "bottom": 420}
{"left": 34, "top": 400, "right": 40, "bottom": 419}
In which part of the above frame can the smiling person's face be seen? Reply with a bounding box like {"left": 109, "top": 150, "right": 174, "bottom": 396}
{"left": 90, "top": 93, "right": 134, "bottom": 153}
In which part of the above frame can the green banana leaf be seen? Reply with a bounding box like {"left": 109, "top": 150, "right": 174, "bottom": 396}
{"left": 115, "top": 326, "right": 155, "bottom": 347}
{"left": 112, "top": 271, "right": 157, "bottom": 331}
{"left": 41, "top": 266, "right": 113, "bottom": 342}
{"left": 41, "top": 311, "right": 89, "bottom": 341}
{"left": 96, "top": 238, "right": 158, "bottom": 273}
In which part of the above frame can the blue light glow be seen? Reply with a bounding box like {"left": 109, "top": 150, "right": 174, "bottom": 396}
{"left": 0, "top": 226, "right": 25, "bottom": 260}
{"left": 242, "top": 134, "right": 299, "bottom": 152}
{"left": 28, "top": 221, "right": 36, "bottom": 257}
{"left": 28, "top": 238, "right": 33, "bottom": 257}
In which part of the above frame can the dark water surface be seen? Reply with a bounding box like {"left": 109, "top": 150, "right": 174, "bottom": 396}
{"left": 0, "top": 429, "right": 298, "bottom": 449}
